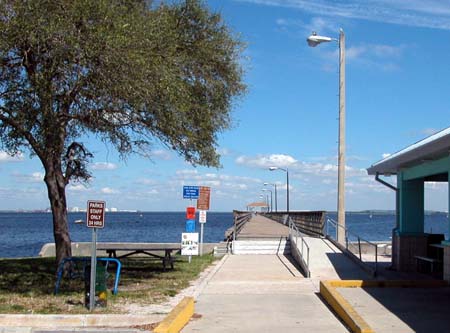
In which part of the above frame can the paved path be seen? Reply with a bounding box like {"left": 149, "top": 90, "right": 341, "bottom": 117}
{"left": 182, "top": 255, "right": 350, "bottom": 333}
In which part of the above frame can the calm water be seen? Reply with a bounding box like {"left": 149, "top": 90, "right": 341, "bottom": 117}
{"left": 0, "top": 211, "right": 448, "bottom": 258}
{"left": 0, "top": 212, "right": 233, "bottom": 258}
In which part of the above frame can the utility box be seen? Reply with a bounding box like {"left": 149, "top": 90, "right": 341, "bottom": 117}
{"left": 84, "top": 262, "right": 107, "bottom": 308}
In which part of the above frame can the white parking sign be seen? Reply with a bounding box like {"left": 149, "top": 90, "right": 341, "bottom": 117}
{"left": 199, "top": 210, "right": 207, "bottom": 224}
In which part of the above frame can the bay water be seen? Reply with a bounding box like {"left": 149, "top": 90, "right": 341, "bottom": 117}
{"left": 0, "top": 211, "right": 448, "bottom": 258}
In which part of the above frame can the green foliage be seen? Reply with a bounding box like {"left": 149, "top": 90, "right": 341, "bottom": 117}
{"left": 0, "top": 0, "right": 245, "bottom": 266}
{"left": 0, "top": 0, "right": 246, "bottom": 173}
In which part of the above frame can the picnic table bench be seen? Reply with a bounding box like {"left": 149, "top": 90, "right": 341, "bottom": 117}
{"left": 96, "top": 243, "right": 181, "bottom": 270}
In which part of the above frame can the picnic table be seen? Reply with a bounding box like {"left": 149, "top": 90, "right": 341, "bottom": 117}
{"left": 96, "top": 243, "right": 181, "bottom": 270}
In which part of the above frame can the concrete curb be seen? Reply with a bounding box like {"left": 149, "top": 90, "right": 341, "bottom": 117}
{"left": 0, "top": 314, "right": 163, "bottom": 328}
{"left": 153, "top": 297, "right": 194, "bottom": 333}
{"left": 320, "top": 281, "right": 374, "bottom": 333}
{"left": 320, "top": 280, "right": 449, "bottom": 333}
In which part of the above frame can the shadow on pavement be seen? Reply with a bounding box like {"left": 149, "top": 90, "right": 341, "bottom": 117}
{"left": 358, "top": 286, "right": 450, "bottom": 333}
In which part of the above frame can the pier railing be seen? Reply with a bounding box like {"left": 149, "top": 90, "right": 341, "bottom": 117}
{"left": 264, "top": 211, "right": 326, "bottom": 236}
{"left": 325, "top": 218, "right": 378, "bottom": 276}
{"left": 288, "top": 217, "right": 310, "bottom": 277}
{"left": 225, "top": 211, "right": 252, "bottom": 242}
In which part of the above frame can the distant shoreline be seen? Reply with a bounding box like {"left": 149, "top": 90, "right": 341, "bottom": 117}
{"left": 0, "top": 210, "right": 447, "bottom": 214}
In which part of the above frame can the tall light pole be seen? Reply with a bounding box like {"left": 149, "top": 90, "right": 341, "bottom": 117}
{"left": 259, "top": 194, "right": 269, "bottom": 213}
{"left": 264, "top": 182, "right": 277, "bottom": 212}
{"left": 307, "top": 29, "right": 346, "bottom": 245}
{"left": 262, "top": 188, "right": 273, "bottom": 212}
{"left": 268, "top": 167, "right": 289, "bottom": 214}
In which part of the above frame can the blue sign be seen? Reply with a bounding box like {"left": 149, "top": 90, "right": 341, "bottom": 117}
{"left": 183, "top": 186, "right": 199, "bottom": 199}
{"left": 185, "top": 219, "right": 196, "bottom": 232}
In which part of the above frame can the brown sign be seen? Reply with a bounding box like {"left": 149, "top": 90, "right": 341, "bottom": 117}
{"left": 87, "top": 200, "right": 106, "bottom": 228}
{"left": 196, "top": 186, "right": 211, "bottom": 210}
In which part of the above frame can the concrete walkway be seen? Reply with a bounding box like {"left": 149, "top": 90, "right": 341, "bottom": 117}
{"left": 305, "top": 237, "right": 369, "bottom": 280}
{"left": 182, "top": 255, "right": 350, "bottom": 333}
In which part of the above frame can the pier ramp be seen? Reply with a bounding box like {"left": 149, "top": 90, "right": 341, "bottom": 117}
{"left": 182, "top": 213, "right": 371, "bottom": 332}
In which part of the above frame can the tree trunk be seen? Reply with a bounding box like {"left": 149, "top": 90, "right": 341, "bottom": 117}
{"left": 44, "top": 164, "right": 72, "bottom": 270}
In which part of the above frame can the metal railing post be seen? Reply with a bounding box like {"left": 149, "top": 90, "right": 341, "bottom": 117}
{"left": 358, "top": 237, "right": 362, "bottom": 261}
{"left": 375, "top": 244, "right": 378, "bottom": 275}
{"left": 307, "top": 247, "right": 310, "bottom": 277}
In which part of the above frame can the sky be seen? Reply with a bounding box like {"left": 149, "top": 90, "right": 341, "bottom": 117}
{"left": 1, "top": 0, "right": 450, "bottom": 212}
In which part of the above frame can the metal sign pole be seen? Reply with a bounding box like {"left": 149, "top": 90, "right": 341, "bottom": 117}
{"left": 189, "top": 199, "right": 192, "bottom": 263}
{"left": 89, "top": 227, "right": 97, "bottom": 311}
{"left": 200, "top": 223, "right": 204, "bottom": 256}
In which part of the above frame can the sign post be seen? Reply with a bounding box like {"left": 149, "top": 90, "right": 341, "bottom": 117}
{"left": 86, "top": 200, "right": 105, "bottom": 311}
{"left": 197, "top": 187, "right": 210, "bottom": 256}
{"left": 199, "top": 210, "right": 207, "bottom": 255}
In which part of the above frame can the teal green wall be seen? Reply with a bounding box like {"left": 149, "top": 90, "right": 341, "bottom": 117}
{"left": 403, "top": 155, "right": 450, "bottom": 181}
{"left": 397, "top": 155, "right": 450, "bottom": 239}
{"left": 398, "top": 172, "right": 424, "bottom": 234}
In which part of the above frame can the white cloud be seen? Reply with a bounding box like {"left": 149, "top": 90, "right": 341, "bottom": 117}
{"left": 12, "top": 171, "right": 44, "bottom": 183}
{"left": 92, "top": 162, "right": 118, "bottom": 171}
{"left": 236, "top": 154, "right": 297, "bottom": 168}
{"left": 217, "top": 148, "right": 234, "bottom": 157}
{"left": 321, "top": 42, "right": 406, "bottom": 70}
{"left": 67, "top": 184, "right": 89, "bottom": 192}
{"left": 29, "top": 172, "right": 44, "bottom": 182}
{"left": 236, "top": 154, "right": 366, "bottom": 178}
{"left": 421, "top": 128, "right": 439, "bottom": 136}
{"left": 138, "top": 178, "right": 158, "bottom": 185}
{"left": 150, "top": 149, "right": 172, "bottom": 161}
{"left": 0, "top": 151, "right": 24, "bottom": 163}
{"left": 175, "top": 169, "right": 198, "bottom": 177}
{"left": 101, "top": 187, "right": 119, "bottom": 194}
{"left": 236, "top": 0, "right": 450, "bottom": 30}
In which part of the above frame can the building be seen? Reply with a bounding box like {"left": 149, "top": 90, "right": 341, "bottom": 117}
{"left": 367, "top": 126, "right": 450, "bottom": 281}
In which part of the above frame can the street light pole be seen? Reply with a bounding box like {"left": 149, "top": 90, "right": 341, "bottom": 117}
{"left": 264, "top": 183, "right": 278, "bottom": 212}
{"left": 262, "top": 188, "right": 273, "bottom": 212}
{"left": 307, "top": 29, "right": 346, "bottom": 245}
{"left": 268, "top": 167, "right": 289, "bottom": 215}
{"left": 337, "top": 29, "right": 346, "bottom": 245}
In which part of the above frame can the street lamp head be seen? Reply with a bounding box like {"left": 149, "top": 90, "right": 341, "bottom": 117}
{"left": 263, "top": 182, "right": 269, "bottom": 185}
{"left": 307, "top": 31, "right": 334, "bottom": 47}
{"left": 268, "top": 166, "right": 278, "bottom": 171}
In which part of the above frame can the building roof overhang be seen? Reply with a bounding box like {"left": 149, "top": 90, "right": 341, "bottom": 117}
{"left": 247, "top": 202, "right": 269, "bottom": 207}
{"left": 367, "top": 126, "right": 450, "bottom": 176}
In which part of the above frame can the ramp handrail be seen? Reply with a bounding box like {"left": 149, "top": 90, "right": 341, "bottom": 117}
{"left": 288, "top": 217, "right": 310, "bottom": 277}
{"left": 325, "top": 217, "right": 378, "bottom": 276}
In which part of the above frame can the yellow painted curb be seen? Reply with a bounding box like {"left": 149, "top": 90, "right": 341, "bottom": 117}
{"left": 327, "top": 279, "right": 448, "bottom": 288}
{"left": 320, "top": 280, "right": 449, "bottom": 333}
{"left": 154, "top": 297, "right": 194, "bottom": 333}
{"left": 320, "top": 281, "right": 374, "bottom": 333}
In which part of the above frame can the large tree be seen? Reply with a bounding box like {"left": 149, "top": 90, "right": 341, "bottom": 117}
{"left": 0, "top": 0, "right": 245, "bottom": 268}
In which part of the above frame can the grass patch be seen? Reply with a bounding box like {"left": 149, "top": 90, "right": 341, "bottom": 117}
{"left": 0, "top": 254, "right": 216, "bottom": 314}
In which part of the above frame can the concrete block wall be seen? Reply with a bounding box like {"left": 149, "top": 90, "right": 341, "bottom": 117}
{"left": 392, "top": 234, "right": 428, "bottom": 272}
{"left": 444, "top": 246, "right": 450, "bottom": 282}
